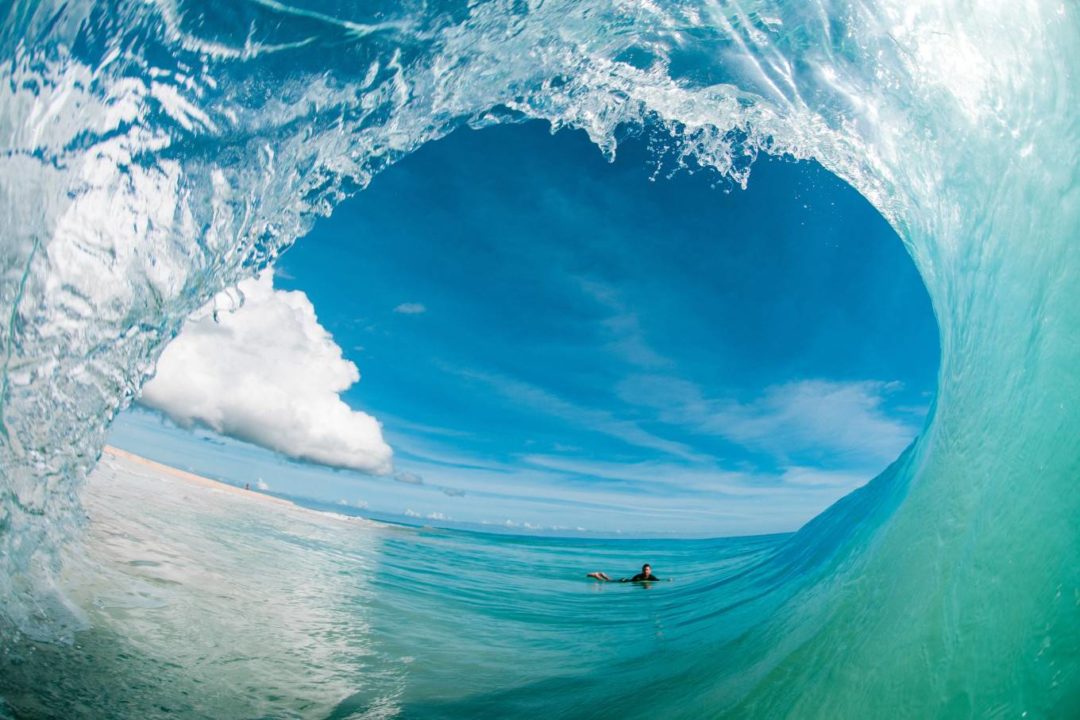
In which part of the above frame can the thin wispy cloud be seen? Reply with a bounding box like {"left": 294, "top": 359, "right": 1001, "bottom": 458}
{"left": 394, "top": 471, "right": 425, "bottom": 485}
{"left": 576, "top": 278, "right": 672, "bottom": 369}
{"left": 394, "top": 467, "right": 467, "bottom": 497}
{"left": 380, "top": 414, "right": 475, "bottom": 440}
{"left": 453, "top": 367, "right": 708, "bottom": 462}
{"left": 705, "top": 380, "right": 919, "bottom": 465}
{"left": 778, "top": 466, "right": 870, "bottom": 488}
{"left": 387, "top": 431, "right": 517, "bottom": 474}
{"left": 407, "top": 362, "right": 918, "bottom": 520}
{"left": 618, "top": 375, "right": 922, "bottom": 469}
{"left": 396, "top": 447, "right": 879, "bottom": 535}
{"left": 519, "top": 454, "right": 756, "bottom": 496}
{"left": 393, "top": 302, "right": 427, "bottom": 315}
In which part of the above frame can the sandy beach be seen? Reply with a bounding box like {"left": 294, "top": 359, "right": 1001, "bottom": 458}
{"left": 101, "top": 445, "right": 298, "bottom": 509}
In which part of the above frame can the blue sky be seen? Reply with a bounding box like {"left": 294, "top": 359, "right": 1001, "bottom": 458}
{"left": 109, "top": 121, "right": 938, "bottom": 537}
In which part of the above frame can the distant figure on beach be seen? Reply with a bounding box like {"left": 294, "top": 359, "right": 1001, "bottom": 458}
{"left": 587, "top": 563, "right": 662, "bottom": 583}
{"left": 244, "top": 482, "right": 250, "bottom": 491}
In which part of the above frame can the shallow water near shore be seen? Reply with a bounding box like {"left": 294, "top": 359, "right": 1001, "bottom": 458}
{"left": 1, "top": 452, "right": 789, "bottom": 719}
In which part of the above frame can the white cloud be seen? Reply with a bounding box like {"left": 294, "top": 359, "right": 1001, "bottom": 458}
{"left": 393, "top": 302, "right": 426, "bottom": 315}
{"left": 390, "top": 467, "right": 468, "bottom": 497}
{"left": 576, "top": 278, "right": 670, "bottom": 368}
{"left": 454, "top": 367, "right": 707, "bottom": 462}
{"left": 522, "top": 454, "right": 740, "bottom": 492}
{"left": 778, "top": 466, "right": 869, "bottom": 488}
{"left": 703, "top": 380, "right": 917, "bottom": 465}
{"left": 619, "top": 375, "right": 920, "bottom": 468}
{"left": 393, "top": 471, "right": 424, "bottom": 485}
{"left": 140, "top": 271, "right": 393, "bottom": 474}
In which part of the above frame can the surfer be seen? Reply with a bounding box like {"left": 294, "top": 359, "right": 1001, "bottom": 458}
{"left": 587, "top": 563, "right": 662, "bottom": 583}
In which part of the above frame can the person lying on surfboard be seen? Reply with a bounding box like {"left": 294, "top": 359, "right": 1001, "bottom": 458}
{"left": 587, "top": 563, "right": 663, "bottom": 582}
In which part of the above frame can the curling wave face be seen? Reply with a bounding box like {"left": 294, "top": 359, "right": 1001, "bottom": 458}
{"left": 1, "top": 0, "right": 1078, "bottom": 716}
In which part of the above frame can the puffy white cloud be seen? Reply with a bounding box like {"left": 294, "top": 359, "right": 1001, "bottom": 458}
{"left": 393, "top": 302, "right": 426, "bottom": 315}
{"left": 140, "top": 271, "right": 393, "bottom": 474}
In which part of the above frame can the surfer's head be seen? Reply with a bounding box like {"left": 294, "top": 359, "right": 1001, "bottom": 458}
{"left": 642, "top": 564, "right": 651, "bottom": 576}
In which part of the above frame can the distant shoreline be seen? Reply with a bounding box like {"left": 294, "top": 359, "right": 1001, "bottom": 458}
{"left": 98, "top": 446, "right": 785, "bottom": 542}
{"left": 101, "top": 445, "right": 298, "bottom": 509}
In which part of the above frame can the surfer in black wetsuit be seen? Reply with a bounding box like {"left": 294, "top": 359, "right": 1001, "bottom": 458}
{"left": 587, "top": 563, "right": 662, "bottom": 582}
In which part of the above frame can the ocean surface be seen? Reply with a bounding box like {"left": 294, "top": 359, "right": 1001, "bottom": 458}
{"left": 2, "top": 0, "right": 1079, "bottom": 717}
{"left": 2, "top": 452, "right": 792, "bottom": 719}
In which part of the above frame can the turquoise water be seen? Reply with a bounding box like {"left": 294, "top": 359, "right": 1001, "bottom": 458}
{"left": 2, "top": 0, "right": 1079, "bottom": 717}
{"left": 2, "top": 452, "right": 790, "bottom": 718}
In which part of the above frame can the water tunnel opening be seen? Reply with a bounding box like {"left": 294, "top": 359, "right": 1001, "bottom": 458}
{"left": 109, "top": 120, "right": 940, "bottom": 539}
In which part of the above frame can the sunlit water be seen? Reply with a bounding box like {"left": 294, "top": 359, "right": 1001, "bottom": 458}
{"left": 2, "top": 452, "right": 787, "bottom": 719}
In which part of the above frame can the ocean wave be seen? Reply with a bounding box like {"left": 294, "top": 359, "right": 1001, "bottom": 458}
{"left": 2, "top": 0, "right": 1078, "bottom": 715}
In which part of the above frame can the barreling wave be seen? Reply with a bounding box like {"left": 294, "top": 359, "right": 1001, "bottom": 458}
{"left": 2, "top": 0, "right": 1078, "bottom": 716}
